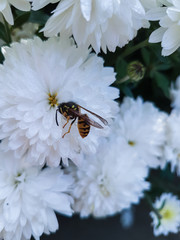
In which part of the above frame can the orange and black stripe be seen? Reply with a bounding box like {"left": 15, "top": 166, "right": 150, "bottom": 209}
{"left": 78, "top": 114, "right": 90, "bottom": 138}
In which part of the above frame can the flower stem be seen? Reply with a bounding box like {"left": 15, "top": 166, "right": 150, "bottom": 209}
{"left": 116, "top": 75, "right": 130, "bottom": 84}
{"left": 145, "top": 193, "right": 162, "bottom": 220}
{"left": 121, "top": 39, "right": 149, "bottom": 58}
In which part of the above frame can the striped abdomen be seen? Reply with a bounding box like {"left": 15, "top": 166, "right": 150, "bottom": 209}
{"left": 78, "top": 114, "right": 90, "bottom": 138}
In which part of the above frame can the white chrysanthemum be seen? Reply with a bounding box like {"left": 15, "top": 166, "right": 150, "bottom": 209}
{"left": 113, "top": 97, "right": 167, "bottom": 169}
{"left": 0, "top": 37, "right": 119, "bottom": 167}
{"left": 0, "top": 0, "right": 30, "bottom": 25}
{"left": 150, "top": 193, "right": 180, "bottom": 236}
{"left": 147, "top": 0, "right": 180, "bottom": 56}
{"left": 163, "top": 111, "right": 180, "bottom": 175}
{"left": 36, "top": 0, "right": 148, "bottom": 53}
{"left": 0, "top": 150, "right": 73, "bottom": 240}
{"left": 70, "top": 138, "right": 149, "bottom": 218}
{"left": 140, "top": 0, "right": 163, "bottom": 10}
{"left": 171, "top": 75, "right": 180, "bottom": 110}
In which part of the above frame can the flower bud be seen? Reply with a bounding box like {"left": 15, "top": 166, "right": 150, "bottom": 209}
{"left": 127, "top": 61, "right": 145, "bottom": 82}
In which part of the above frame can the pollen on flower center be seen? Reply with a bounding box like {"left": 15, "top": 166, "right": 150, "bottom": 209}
{"left": 48, "top": 92, "right": 58, "bottom": 107}
{"left": 160, "top": 208, "right": 174, "bottom": 220}
{"left": 14, "top": 172, "right": 26, "bottom": 186}
{"left": 99, "top": 184, "right": 110, "bottom": 197}
{"left": 128, "top": 140, "right": 136, "bottom": 146}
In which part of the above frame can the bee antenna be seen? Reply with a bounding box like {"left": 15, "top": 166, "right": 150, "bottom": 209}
{"left": 55, "top": 109, "right": 59, "bottom": 126}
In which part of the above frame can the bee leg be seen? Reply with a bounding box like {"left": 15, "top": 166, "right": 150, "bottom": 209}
{"left": 55, "top": 109, "right": 59, "bottom": 126}
{"left": 62, "top": 118, "right": 76, "bottom": 138}
{"left": 63, "top": 116, "right": 70, "bottom": 128}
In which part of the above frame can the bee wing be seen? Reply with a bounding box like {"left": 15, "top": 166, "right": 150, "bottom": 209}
{"left": 80, "top": 114, "right": 103, "bottom": 129}
{"left": 69, "top": 109, "right": 103, "bottom": 129}
{"left": 78, "top": 105, "right": 108, "bottom": 126}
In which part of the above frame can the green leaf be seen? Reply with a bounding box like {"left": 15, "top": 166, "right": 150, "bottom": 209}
{"left": 115, "top": 57, "right": 128, "bottom": 78}
{"left": 29, "top": 11, "right": 49, "bottom": 26}
{"left": 141, "top": 48, "right": 150, "bottom": 66}
{"left": 0, "top": 22, "right": 8, "bottom": 42}
{"left": 13, "top": 12, "right": 31, "bottom": 29}
{"left": 120, "top": 85, "right": 134, "bottom": 97}
{"left": 153, "top": 71, "right": 170, "bottom": 98}
{"left": 156, "top": 63, "right": 172, "bottom": 71}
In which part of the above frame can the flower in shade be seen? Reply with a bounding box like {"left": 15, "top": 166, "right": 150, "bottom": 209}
{"left": 0, "top": 37, "right": 119, "bottom": 167}
{"left": 147, "top": 0, "right": 180, "bottom": 56}
{"left": 32, "top": 0, "right": 149, "bottom": 53}
{"left": 171, "top": 75, "right": 180, "bottom": 111}
{"left": 150, "top": 193, "right": 180, "bottom": 236}
{"left": 0, "top": 150, "right": 74, "bottom": 240}
{"left": 0, "top": 0, "right": 30, "bottom": 25}
{"left": 113, "top": 97, "right": 167, "bottom": 169}
{"left": 163, "top": 111, "right": 180, "bottom": 175}
{"left": 69, "top": 138, "right": 149, "bottom": 218}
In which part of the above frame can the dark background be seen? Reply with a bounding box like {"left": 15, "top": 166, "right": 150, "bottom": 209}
{"left": 42, "top": 200, "right": 178, "bottom": 240}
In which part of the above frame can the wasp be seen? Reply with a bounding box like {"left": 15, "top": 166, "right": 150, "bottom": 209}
{"left": 55, "top": 102, "right": 108, "bottom": 138}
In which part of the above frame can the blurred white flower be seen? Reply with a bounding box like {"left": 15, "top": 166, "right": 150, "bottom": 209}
{"left": 0, "top": 37, "right": 119, "bottom": 167}
{"left": 69, "top": 138, "right": 149, "bottom": 218}
{"left": 35, "top": 0, "right": 148, "bottom": 53}
{"left": 163, "top": 111, "right": 180, "bottom": 175}
{"left": 113, "top": 97, "right": 167, "bottom": 169}
{"left": 0, "top": 0, "right": 30, "bottom": 25}
{"left": 120, "top": 208, "right": 134, "bottom": 229}
{"left": 147, "top": 0, "right": 180, "bottom": 56}
{"left": 0, "top": 150, "right": 73, "bottom": 240}
{"left": 150, "top": 193, "right": 180, "bottom": 236}
{"left": 171, "top": 75, "right": 180, "bottom": 110}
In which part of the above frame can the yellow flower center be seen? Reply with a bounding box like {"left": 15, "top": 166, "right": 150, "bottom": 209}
{"left": 128, "top": 140, "right": 136, "bottom": 146}
{"left": 48, "top": 93, "right": 58, "bottom": 108}
{"left": 160, "top": 208, "right": 174, "bottom": 220}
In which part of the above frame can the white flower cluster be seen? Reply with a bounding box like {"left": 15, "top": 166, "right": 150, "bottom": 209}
{"left": 162, "top": 75, "right": 180, "bottom": 175}
{"left": 147, "top": 0, "right": 180, "bottom": 56}
{"left": 147, "top": 75, "right": 180, "bottom": 236}
{"left": 1, "top": 0, "right": 180, "bottom": 239}
{"left": 0, "top": 150, "right": 74, "bottom": 240}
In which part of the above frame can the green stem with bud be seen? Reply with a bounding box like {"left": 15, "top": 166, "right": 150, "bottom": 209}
{"left": 121, "top": 39, "right": 149, "bottom": 58}
{"left": 116, "top": 75, "right": 130, "bottom": 84}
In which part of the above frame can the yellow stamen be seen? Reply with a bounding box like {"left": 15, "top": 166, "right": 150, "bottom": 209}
{"left": 128, "top": 140, "right": 136, "bottom": 146}
{"left": 48, "top": 92, "right": 58, "bottom": 108}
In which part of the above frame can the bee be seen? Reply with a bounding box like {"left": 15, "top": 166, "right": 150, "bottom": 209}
{"left": 55, "top": 102, "right": 108, "bottom": 138}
